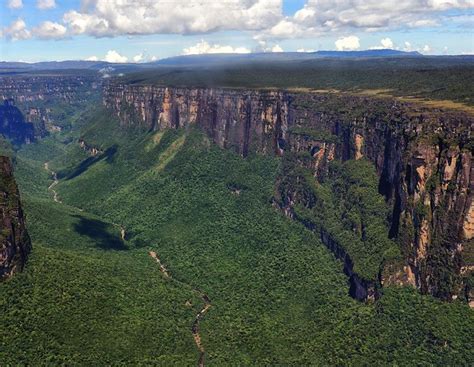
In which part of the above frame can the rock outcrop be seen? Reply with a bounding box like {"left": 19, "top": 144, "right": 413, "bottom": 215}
{"left": 0, "top": 156, "right": 31, "bottom": 279}
{"left": 78, "top": 139, "right": 104, "bottom": 156}
{"left": 103, "top": 84, "right": 473, "bottom": 303}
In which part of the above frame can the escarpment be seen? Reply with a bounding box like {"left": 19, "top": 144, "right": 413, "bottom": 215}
{"left": 104, "top": 85, "right": 290, "bottom": 156}
{"left": 0, "top": 75, "right": 98, "bottom": 104}
{"left": 0, "top": 156, "right": 31, "bottom": 279}
{"left": 0, "top": 75, "right": 100, "bottom": 137}
{"left": 104, "top": 84, "right": 474, "bottom": 304}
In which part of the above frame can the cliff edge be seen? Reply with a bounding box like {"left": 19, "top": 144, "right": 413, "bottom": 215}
{"left": 0, "top": 156, "right": 31, "bottom": 279}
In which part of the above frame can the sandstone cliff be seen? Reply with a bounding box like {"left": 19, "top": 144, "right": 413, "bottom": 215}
{"left": 0, "top": 75, "right": 98, "bottom": 104}
{"left": 103, "top": 84, "right": 473, "bottom": 303}
{"left": 0, "top": 156, "right": 31, "bottom": 279}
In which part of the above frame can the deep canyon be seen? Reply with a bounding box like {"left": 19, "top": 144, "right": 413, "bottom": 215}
{"left": 102, "top": 83, "right": 474, "bottom": 304}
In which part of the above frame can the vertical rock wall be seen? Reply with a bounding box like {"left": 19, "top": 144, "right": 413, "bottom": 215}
{"left": 0, "top": 156, "right": 31, "bottom": 279}
{"left": 103, "top": 84, "right": 473, "bottom": 302}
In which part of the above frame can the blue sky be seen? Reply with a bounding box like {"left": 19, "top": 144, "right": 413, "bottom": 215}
{"left": 1, "top": 0, "right": 473, "bottom": 62}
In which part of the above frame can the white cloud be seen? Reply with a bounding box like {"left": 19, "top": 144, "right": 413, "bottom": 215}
{"left": 381, "top": 37, "right": 394, "bottom": 48}
{"left": 335, "top": 35, "right": 360, "bottom": 51}
{"left": 370, "top": 37, "right": 395, "bottom": 49}
{"left": 422, "top": 44, "right": 432, "bottom": 54}
{"left": 401, "top": 40, "right": 434, "bottom": 54}
{"left": 2, "top": 18, "right": 31, "bottom": 41}
{"left": 297, "top": 48, "right": 315, "bottom": 52}
{"left": 182, "top": 40, "right": 251, "bottom": 55}
{"left": 85, "top": 56, "right": 99, "bottom": 61}
{"left": 266, "top": 19, "right": 303, "bottom": 38}
{"left": 37, "top": 0, "right": 56, "bottom": 10}
{"left": 407, "top": 19, "right": 439, "bottom": 27}
{"left": 63, "top": 0, "right": 281, "bottom": 37}
{"left": 7, "top": 0, "right": 23, "bottom": 9}
{"left": 103, "top": 50, "right": 128, "bottom": 63}
{"left": 255, "top": 39, "right": 285, "bottom": 52}
{"left": 403, "top": 41, "right": 413, "bottom": 51}
{"left": 271, "top": 44, "right": 283, "bottom": 52}
{"left": 132, "top": 53, "right": 144, "bottom": 62}
{"left": 257, "top": 0, "right": 474, "bottom": 41}
{"left": 428, "top": 0, "right": 473, "bottom": 10}
{"left": 32, "top": 21, "right": 67, "bottom": 39}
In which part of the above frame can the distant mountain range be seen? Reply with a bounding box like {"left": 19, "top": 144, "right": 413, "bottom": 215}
{"left": 155, "top": 49, "right": 423, "bottom": 66}
{"left": 1, "top": 50, "right": 472, "bottom": 73}
{"left": 0, "top": 60, "right": 112, "bottom": 71}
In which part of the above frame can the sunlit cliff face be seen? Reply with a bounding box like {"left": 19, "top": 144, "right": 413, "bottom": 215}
{"left": 103, "top": 83, "right": 474, "bottom": 302}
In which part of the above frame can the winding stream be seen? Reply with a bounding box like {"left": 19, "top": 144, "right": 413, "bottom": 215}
{"left": 44, "top": 162, "right": 61, "bottom": 203}
{"left": 149, "top": 251, "right": 212, "bottom": 366}
{"left": 43, "top": 162, "right": 211, "bottom": 365}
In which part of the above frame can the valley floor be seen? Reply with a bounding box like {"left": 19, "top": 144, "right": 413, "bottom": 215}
{"left": 1, "top": 107, "right": 473, "bottom": 365}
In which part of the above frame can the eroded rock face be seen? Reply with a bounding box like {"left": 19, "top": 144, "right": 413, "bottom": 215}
{"left": 104, "top": 84, "right": 474, "bottom": 302}
{"left": 104, "top": 85, "right": 290, "bottom": 157}
{"left": 0, "top": 156, "right": 31, "bottom": 279}
{"left": 0, "top": 75, "right": 98, "bottom": 104}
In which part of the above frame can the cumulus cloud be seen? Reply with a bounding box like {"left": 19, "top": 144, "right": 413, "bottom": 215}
{"left": 297, "top": 48, "right": 315, "bottom": 52}
{"left": 335, "top": 35, "right": 360, "bottom": 51}
{"left": 89, "top": 50, "right": 156, "bottom": 63}
{"left": 132, "top": 51, "right": 157, "bottom": 62}
{"left": 266, "top": 19, "right": 304, "bottom": 39}
{"left": 132, "top": 53, "right": 144, "bottom": 62}
{"left": 37, "top": 0, "right": 56, "bottom": 10}
{"left": 104, "top": 50, "right": 128, "bottom": 63}
{"left": 182, "top": 40, "right": 251, "bottom": 55}
{"left": 255, "top": 39, "right": 285, "bottom": 52}
{"left": 32, "top": 21, "right": 67, "bottom": 39}
{"left": 381, "top": 37, "right": 394, "bottom": 48}
{"left": 7, "top": 0, "right": 23, "bottom": 9}
{"left": 258, "top": 0, "right": 474, "bottom": 41}
{"left": 270, "top": 44, "right": 283, "bottom": 52}
{"left": 402, "top": 41, "right": 434, "bottom": 54}
{"left": 2, "top": 18, "right": 31, "bottom": 41}
{"left": 63, "top": 0, "right": 281, "bottom": 37}
{"left": 370, "top": 37, "right": 395, "bottom": 49}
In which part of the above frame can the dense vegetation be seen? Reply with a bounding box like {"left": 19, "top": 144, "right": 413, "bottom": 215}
{"left": 278, "top": 153, "right": 400, "bottom": 281}
{"left": 121, "top": 57, "right": 474, "bottom": 106}
{"left": 0, "top": 106, "right": 473, "bottom": 365}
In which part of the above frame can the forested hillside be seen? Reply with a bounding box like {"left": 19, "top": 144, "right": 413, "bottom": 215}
{"left": 1, "top": 104, "right": 472, "bottom": 365}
